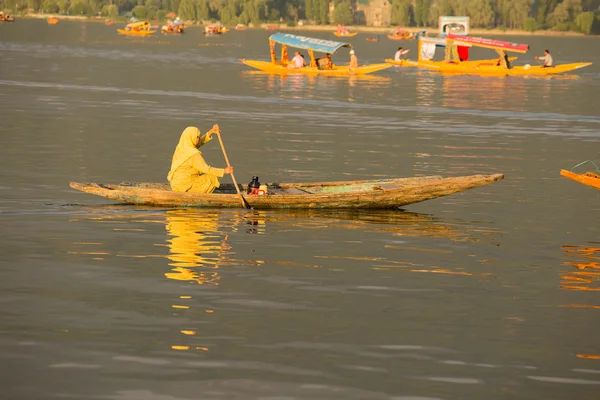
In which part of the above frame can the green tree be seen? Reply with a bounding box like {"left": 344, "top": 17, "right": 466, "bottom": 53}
{"left": 196, "top": 0, "right": 209, "bottom": 21}
{"left": 391, "top": 0, "right": 412, "bottom": 26}
{"left": 28, "top": 0, "right": 41, "bottom": 11}
{"left": 177, "top": 0, "right": 196, "bottom": 19}
{"left": 57, "top": 0, "right": 69, "bottom": 13}
{"left": 317, "top": 0, "right": 328, "bottom": 24}
{"left": 101, "top": 3, "right": 118, "bottom": 17}
{"left": 332, "top": 0, "right": 352, "bottom": 24}
{"left": 305, "top": 0, "right": 314, "bottom": 20}
{"left": 43, "top": 0, "right": 59, "bottom": 12}
{"left": 413, "top": 0, "right": 431, "bottom": 26}
{"left": 537, "top": 0, "right": 558, "bottom": 26}
{"left": 551, "top": 0, "right": 582, "bottom": 26}
{"left": 575, "top": 10, "right": 594, "bottom": 33}
{"left": 427, "top": 0, "right": 451, "bottom": 26}
{"left": 132, "top": 4, "right": 148, "bottom": 17}
{"left": 467, "top": 0, "right": 495, "bottom": 28}
{"left": 69, "top": 0, "right": 89, "bottom": 14}
{"left": 524, "top": 16, "right": 537, "bottom": 31}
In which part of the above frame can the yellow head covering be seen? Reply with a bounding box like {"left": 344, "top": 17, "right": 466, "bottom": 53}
{"left": 167, "top": 127, "right": 202, "bottom": 182}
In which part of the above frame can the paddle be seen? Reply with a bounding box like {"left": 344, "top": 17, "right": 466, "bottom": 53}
{"left": 214, "top": 131, "right": 250, "bottom": 209}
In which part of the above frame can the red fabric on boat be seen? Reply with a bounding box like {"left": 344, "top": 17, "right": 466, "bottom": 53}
{"left": 457, "top": 46, "right": 469, "bottom": 61}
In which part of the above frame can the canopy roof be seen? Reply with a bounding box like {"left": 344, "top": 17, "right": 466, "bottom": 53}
{"left": 269, "top": 33, "right": 351, "bottom": 54}
{"left": 446, "top": 34, "right": 529, "bottom": 53}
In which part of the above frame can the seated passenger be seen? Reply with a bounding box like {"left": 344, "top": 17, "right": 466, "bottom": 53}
{"left": 167, "top": 126, "right": 233, "bottom": 194}
{"left": 317, "top": 53, "right": 333, "bottom": 70}
{"left": 288, "top": 51, "right": 304, "bottom": 69}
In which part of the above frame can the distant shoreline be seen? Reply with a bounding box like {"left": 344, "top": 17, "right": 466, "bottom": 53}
{"left": 19, "top": 14, "right": 592, "bottom": 37}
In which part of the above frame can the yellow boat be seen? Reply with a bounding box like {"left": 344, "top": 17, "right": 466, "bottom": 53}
{"left": 412, "top": 34, "right": 592, "bottom": 76}
{"left": 47, "top": 17, "right": 59, "bottom": 24}
{"left": 240, "top": 33, "right": 391, "bottom": 76}
{"left": 334, "top": 31, "right": 357, "bottom": 37}
{"left": 385, "top": 57, "right": 517, "bottom": 68}
{"left": 118, "top": 21, "right": 155, "bottom": 36}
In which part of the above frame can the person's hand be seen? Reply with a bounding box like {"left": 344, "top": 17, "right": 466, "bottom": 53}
{"left": 224, "top": 166, "right": 233, "bottom": 174}
{"left": 211, "top": 124, "right": 220, "bottom": 134}
{"left": 535, "top": 56, "right": 539, "bottom": 60}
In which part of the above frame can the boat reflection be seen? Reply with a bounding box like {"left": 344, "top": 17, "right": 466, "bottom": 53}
{"left": 165, "top": 210, "right": 231, "bottom": 286}
{"left": 560, "top": 243, "right": 600, "bottom": 293}
{"left": 441, "top": 75, "right": 527, "bottom": 112}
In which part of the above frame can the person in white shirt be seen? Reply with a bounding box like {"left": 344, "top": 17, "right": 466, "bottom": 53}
{"left": 535, "top": 49, "right": 553, "bottom": 68}
{"left": 288, "top": 51, "right": 305, "bottom": 69}
{"left": 394, "top": 47, "right": 410, "bottom": 61}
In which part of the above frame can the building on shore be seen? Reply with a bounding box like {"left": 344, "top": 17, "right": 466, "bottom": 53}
{"left": 355, "top": 0, "right": 391, "bottom": 27}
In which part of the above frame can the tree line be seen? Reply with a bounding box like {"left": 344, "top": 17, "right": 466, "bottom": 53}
{"left": 1, "top": 0, "right": 598, "bottom": 33}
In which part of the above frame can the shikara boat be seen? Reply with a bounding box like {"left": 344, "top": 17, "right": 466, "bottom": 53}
{"left": 240, "top": 33, "right": 391, "bottom": 76}
{"left": 161, "top": 20, "right": 185, "bottom": 34}
{"left": 118, "top": 21, "right": 155, "bottom": 36}
{"left": 334, "top": 31, "right": 357, "bottom": 37}
{"left": 412, "top": 34, "right": 591, "bottom": 76}
{"left": 388, "top": 29, "right": 413, "bottom": 40}
{"left": 560, "top": 170, "right": 600, "bottom": 190}
{"left": 47, "top": 17, "right": 59, "bottom": 24}
{"left": 70, "top": 174, "right": 504, "bottom": 209}
{"left": 366, "top": 35, "right": 380, "bottom": 43}
{"left": 0, "top": 13, "right": 15, "bottom": 22}
{"left": 105, "top": 19, "right": 114, "bottom": 26}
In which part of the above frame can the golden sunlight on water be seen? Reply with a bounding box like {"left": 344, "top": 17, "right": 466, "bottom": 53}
{"left": 560, "top": 243, "right": 600, "bottom": 293}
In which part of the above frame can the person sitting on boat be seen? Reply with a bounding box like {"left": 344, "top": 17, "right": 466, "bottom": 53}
{"left": 394, "top": 47, "right": 410, "bottom": 61}
{"left": 288, "top": 51, "right": 305, "bottom": 69}
{"left": 535, "top": 49, "right": 553, "bottom": 68}
{"left": 349, "top": 50, "right": 358, "bottom": 71}
{"left": 317, "top": 53, "right": 333, "bottom": 70}
{"left": 167, "top": 125, "right": 233, "bottom": 194}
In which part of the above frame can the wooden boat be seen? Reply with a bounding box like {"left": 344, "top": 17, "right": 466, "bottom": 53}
{"left": 0, "top": 13, "right": 15, "bottom": 22}
{"left": 366, "top": 35, "right": 380, "bottom": 43}
{"left": 105, "top": 19, "right": 114, "bottom": 26}
{"left": 560, "top": 169, "right": 600, "bottom": 190}
{"left": 334, "top": 31, "right": 357, "bottom": 37}
{"left": 235, "top": 24, "right": 247, "bottom": 31}
{"left": 205, "top": 23, "right": 227, "bottom": 35}
{"left": 47, "top": 17, "right": 59, "bottom": 25}
{"left": 388, "top": 30, "right": 413, "bottom": 40}
{"left": 414, "top": 34, "right": 592, "bottom": 76}
{"left": 161, "top": 20, "right": 185, "bottom": 34}
{"left": 393, "top": 57, "right": 519, "bottom": 69}
{"left": 118, "top": 21, "right": 155, "bottom": 36}
{"left": 69, "top": 174, "right": 504, "bottom": 209}
{"left": 240, "top": 33, "right": 391, "bottom": 76}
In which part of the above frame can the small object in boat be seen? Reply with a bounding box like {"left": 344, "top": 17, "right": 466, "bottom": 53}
{"left": 247, "top": 176, "right": 260, "bottom": 195}
{"left": 258, "top": 184, "right": 268, "bottom": 195}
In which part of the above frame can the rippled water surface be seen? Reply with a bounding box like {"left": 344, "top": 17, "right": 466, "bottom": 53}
{"left": 1, "top": 20, "right": 599, "bottom": 399}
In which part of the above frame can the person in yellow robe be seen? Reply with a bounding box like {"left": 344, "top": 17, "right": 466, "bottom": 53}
{"left": 167, "top": 125, "right": 233, "bottom": 193}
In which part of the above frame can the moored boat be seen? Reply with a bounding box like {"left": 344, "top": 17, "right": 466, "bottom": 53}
{"left": 561, "top": 169, "right": 600, "bottom": 190}
{"left": 70, "top": 174, "right": 504, "bottom": 209}
{"left": 47, "top": 17, "right": 59, "bottom": 24}
{"left": 118, "top": 21, "right": 155, "bottom": 36}
{"left": 240, "top": 33, "right": 391, "bottom": 76}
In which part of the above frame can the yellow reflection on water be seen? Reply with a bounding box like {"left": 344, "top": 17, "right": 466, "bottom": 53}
{"left": 560, "top": 244, "right": 600, "bottom": 293}
{"left": 164, "top": 210, "right": 234, "bottom": 286}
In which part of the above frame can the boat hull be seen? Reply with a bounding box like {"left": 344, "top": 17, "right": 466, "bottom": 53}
{"left": 411, "top": 60, "right": 590, "bottom": 76}
{"left": 240, "top": 59, "right": 391, "bottom": 76}
{"left": 560, "top": 170, "right": 600, "bottom": 190}
{"left": 118, "top": 29, "right": 156, "bottom": 36}
{"left": 70, "top": 174, "right": 504, "bottom": 209}
{"left": 334, "top": 32, "right": 357, "bottom": 37}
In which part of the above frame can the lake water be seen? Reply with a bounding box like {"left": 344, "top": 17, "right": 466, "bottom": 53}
{"left": 1, "top": 20, "right": 599, "bottom": 399}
